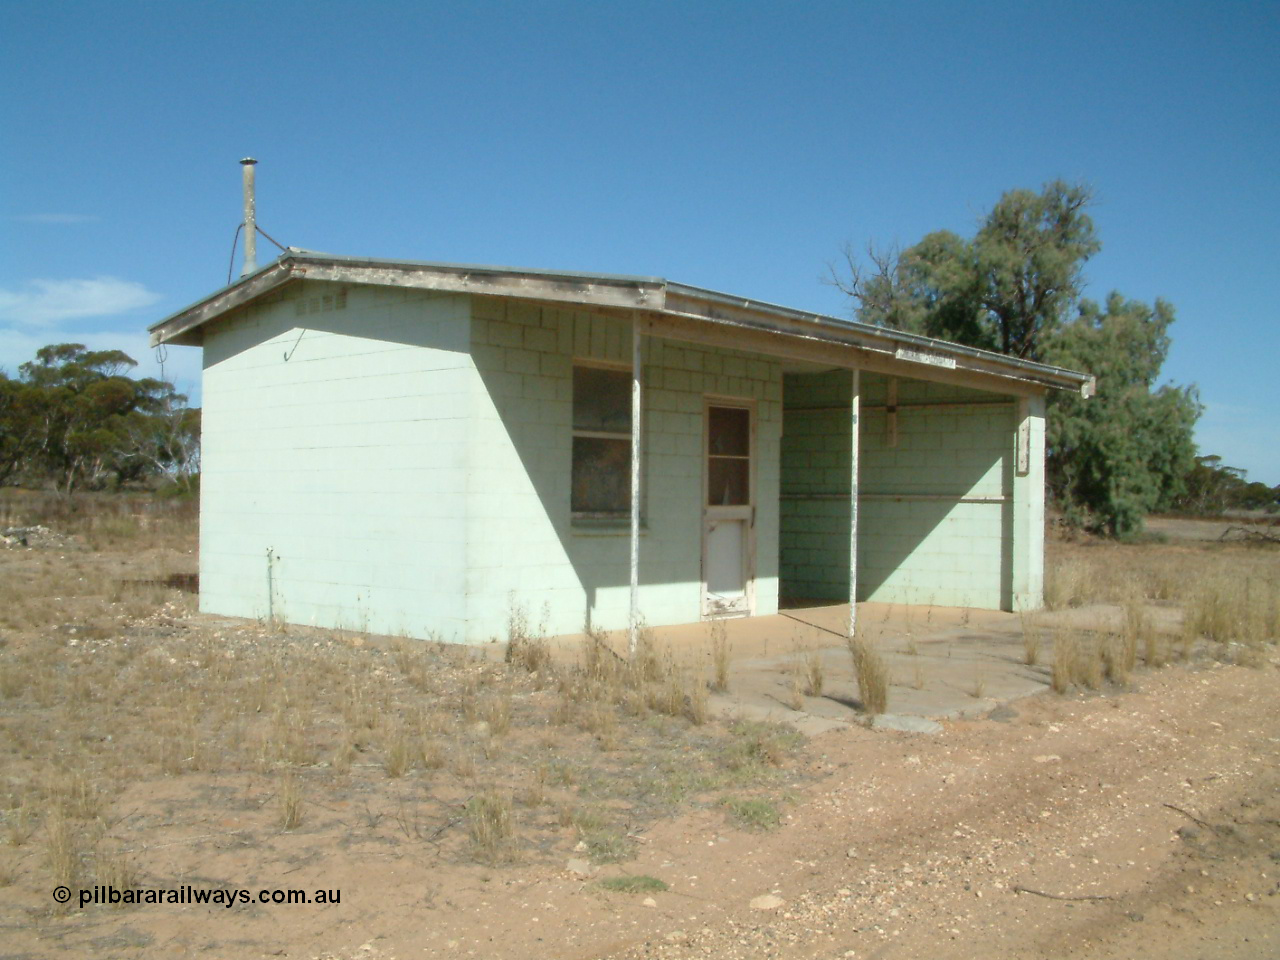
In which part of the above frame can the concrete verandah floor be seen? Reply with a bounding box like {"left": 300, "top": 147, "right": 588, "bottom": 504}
{"left": 548, "top": 602, "right": 1060, "bottom": 734}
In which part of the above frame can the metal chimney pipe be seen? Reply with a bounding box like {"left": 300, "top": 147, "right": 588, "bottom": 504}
{"left": 240, "top": 158, "right": 258, "bottom": 277}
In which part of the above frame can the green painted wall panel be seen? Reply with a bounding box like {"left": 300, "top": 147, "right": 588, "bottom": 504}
{"left": 780, "top": 370, "right": 1022, "bottom": 610}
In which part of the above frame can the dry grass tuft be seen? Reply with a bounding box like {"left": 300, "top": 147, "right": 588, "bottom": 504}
{"left": 4, "top": 806, "right": 37, "bottom": 848}
{"left": 1020, "top": 614, "right": 1042, "bottom": 666}
{"left": 419, "top": 737, "right": 446, "bottom": 770}
{"left": 480, "top": 693, "right": 513, "bottom": 737}
{"left": 801, "top": 647, "right": 824, "bottom": 698}
{"left": 44, "top": 809, "right": 79, "bottom": 890}
{"left": 684, "top": 671, "right": 709, "bottom": 725}
{"left": 1076, "top": 634, "right": 1103, "bottom": 690}
{"left": 1050, "top": 629, "right": 1076, "bottom": 694}
{"left": 786, "top": 672, "right": 805, "bottom": 712}
{"left": 381, "top": 726, "right": 413, "bottom": 779}
{"left": 46, "top": 767, "right": 105, "bottom": 821}
{"left": 847, "top": 634, "right": 888, "bottom": 715}
{"left": 1101, "top": 633, "right": 1130, "bottom": 686}
{"left": 93, "top": 837, "right": 137, "bottom": 894}
{"left": 278, "top": 773, "right": 304, "bottom": 830}
{"left": 1044, "top": 559, "right": 1099, "bottom": 610}
{"left": 709, "top": 620, "right": 731, "bottom": 693}
{"left": 466, "top": 789, "right": 515, "bottom": 864}
{"left": 505, "top": 603, "right": 553, "bottom": 677}
{"left": 449, "top": 749, "right": 477, "bottom": 780}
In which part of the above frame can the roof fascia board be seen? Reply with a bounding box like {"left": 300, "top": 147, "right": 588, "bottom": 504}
{"left": 149, "top": 255, "right": 667, "bottom": 347}
{"left": 288, "top": 252, "right": 664, "bottom": 287}
{"left": 644, "top": 311, "right": 1044, "bottom": 398}
{"left": 148, "top": 261, "right": 294, "bottom": 347}
{"left": 663, "top": 285, "right": 1094, "bottom": 397}
{"left": 293, "top": 258, "right": 664, "bottom": 311}
{"left": 147, "top": 252, "right": 1093, "bottom": 397}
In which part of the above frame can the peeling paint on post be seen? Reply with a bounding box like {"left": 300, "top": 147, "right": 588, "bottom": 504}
{"left": 1016, "top": 397, "right": 1031, "bottom": 476}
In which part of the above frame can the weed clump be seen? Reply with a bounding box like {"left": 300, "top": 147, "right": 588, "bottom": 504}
{"left": 846, "top": 634, "right": 888, "bottom": 715}
{"left": 1050, "top": 629, "right": 1076, "bottom": 694}
{"left": 720, "top": 721, "right": 803, "bottom": 776}
{"left": 721, "top": 796, "right": 781, "bottom": 830}
{"left": 599, "top": 874, "right": 668, "bottom": 894}
{"left": 709, "top": 620, "right": 731, "bottom": 693}
{"left": 1019, "top": 613, "right": 1042, "bottom": 665}
{"left": 466, "top": 789, "right": 516, "bottom": 864}
{"left": 278, "top": 773, "right": 304, "bottom": 830}
{"left": 505, "top": 603, "right": 553, "bottom": 676}
{"left": 802, "top": 647, "right": 824, "bottom": 697}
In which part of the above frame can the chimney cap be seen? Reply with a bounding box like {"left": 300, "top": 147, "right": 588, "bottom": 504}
{"left": 240, "top": 157, "right": 258, "bottom": 165}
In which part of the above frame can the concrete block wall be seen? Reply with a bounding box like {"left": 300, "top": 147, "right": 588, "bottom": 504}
{"left": 780, "top": 370, "right": 1023, "bottom": 610}
{"left": 466, "top": 296, "right": 782, "bottom": 640}
{"left": 199, "top": 281, "right": 475, "bottom": 638}
{"left": 779, "top": 370, "right": 853, "bottom": 601}
{"left": 198, "top": 279, "right": 1042, "bottom": 641}
{"left": 859, "top": 375, "right": 1014, "bottom": 609}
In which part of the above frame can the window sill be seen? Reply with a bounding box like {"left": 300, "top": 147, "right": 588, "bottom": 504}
{"left": 570, "top": 515, "right": 648, "bottom": 536}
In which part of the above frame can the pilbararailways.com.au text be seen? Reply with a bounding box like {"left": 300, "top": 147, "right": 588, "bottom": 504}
{"left": 61, "top": 885, "right": 341, "bottom": 909}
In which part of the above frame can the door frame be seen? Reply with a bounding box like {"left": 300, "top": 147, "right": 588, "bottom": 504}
{"left": 700, "top": 395, "right": 757, "bottom": 619}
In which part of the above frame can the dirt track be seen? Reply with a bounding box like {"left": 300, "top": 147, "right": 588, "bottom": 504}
{"left": 304, "top": 652, "right": 1276, "bottom": 960}
{"left": 585, "top": 658, "right": 1280, "bottom": 960}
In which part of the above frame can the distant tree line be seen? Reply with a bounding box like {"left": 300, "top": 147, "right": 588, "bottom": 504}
{"left": 830, "top": 181, "right": 1270, "bottom": 535}
{"left": 0, "top": 343, "right": 200, "bottom": 494}
{"left": 1172, "top": 455, "right": 1280, "bottom": 515}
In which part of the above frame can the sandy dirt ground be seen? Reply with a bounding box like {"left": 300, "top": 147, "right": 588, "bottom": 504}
{"left": 8, "top": 644, "right": 1276, "bottom": 960}
{"left": 593, "top": 658, "right": 1280, "bottom": 960}
{"left": 2, "top": 511, "right": 1277, "bottom": 960}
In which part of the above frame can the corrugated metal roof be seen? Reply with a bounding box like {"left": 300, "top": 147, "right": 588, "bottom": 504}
{"left": 149, "top": 249, "right": 1094, "bottom": 396}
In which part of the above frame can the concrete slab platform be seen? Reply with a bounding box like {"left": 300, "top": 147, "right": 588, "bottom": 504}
{"left": 544, "top": 601, "right": 1129, "bottom": 730}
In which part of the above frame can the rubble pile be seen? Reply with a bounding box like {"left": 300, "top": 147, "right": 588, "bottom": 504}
{"left": 1, "top": 525, "right": 84, "bottom": 550}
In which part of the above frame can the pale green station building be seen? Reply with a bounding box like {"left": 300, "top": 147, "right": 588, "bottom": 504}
{"left": 150, "top": 250, "right": 1093, "bottom": 644}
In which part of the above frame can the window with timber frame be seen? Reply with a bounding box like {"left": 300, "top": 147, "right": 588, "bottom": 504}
{"left": 571, "top": 363, "right": 632, "bottom": 519}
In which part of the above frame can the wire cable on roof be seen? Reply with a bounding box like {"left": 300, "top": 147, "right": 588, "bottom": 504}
{"left": 228, "top": 223, "right": 290, "bottom": 285}
{"left": 226, "top": 222, "right": 244, "bottom": 286}
{"left": 256, "top": 225, "right": 288, "bottom": 253}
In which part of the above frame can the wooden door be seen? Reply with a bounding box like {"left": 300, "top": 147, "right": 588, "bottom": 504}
{"left": 702, "top": 401, "right": 755, "bottom": 618}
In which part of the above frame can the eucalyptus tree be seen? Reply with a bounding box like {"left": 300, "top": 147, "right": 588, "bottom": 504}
{"left": 832, "top": 181, "right": 1199, "bottom": 535}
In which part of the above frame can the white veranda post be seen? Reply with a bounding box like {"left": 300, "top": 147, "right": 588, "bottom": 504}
{"left": 849, "top": 368, "right": 860, "bottom": 637}
{"left": 629, "top": 318, "right": 642, "bottom": 657}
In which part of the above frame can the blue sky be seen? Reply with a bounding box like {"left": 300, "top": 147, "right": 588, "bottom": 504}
{"left": 2, "top": 0, "right": 1276, "bottom": 483}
